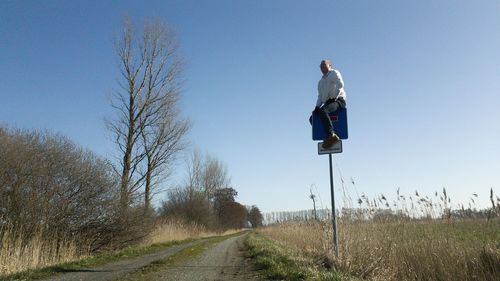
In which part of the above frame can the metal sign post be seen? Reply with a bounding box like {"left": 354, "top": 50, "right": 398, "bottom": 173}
{"left": 312, "top": 109, "right": 347, "bottom": 258}
{"left": 328, "top": 153, "right": 339, "bottom": 257}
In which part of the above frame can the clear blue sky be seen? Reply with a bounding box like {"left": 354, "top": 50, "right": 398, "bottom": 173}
{"left": 1, "top": 0, "right": 499, "bottom": 212}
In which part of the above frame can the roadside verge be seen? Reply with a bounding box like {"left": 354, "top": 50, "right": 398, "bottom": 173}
{"left": 245, "top": 232, "right": 351, "bottom": 281}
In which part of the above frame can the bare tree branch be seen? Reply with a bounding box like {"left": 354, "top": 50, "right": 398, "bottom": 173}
{"left": 108, "top": 18, "right": 188, "bottom": 214}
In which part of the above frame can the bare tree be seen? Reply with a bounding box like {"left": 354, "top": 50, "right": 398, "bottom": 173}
{"left": 202, "top": 154, "right": 231, "bottom": 202}
{"left": 185, "top": 149, "right": 204, "bottom": 191}
{"left": 159, "top": 151, "right": 234, "bottom": 229}
{"left": 107, "top": 18, "right": 187, "bottom": 212}
{"left": 248, "top": 205, "right": 263, "bottom": 228}
{"left": 140, "top": 112, "right": 188, "bottom": 212}
{"left": 183, "top": 151, "right": 231, "bottom": 199}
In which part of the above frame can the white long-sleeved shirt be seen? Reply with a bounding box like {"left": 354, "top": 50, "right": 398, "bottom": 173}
{"left": 316, "top": 69, "right": 346, "bottom": 107}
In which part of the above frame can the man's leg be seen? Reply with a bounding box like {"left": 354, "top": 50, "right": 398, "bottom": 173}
{"left": 314, "top": 107, "right": 334, "bottom": 135}
{"left": 314, "top": 106, "right": 340, "bottom": 149}
{"left": 321, "top": 99, "right": 345, "bottom": 149}
{"left": 310, "top": 98, "right": 344, "bottom": 127}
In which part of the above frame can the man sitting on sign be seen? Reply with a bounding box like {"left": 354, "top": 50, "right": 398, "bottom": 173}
{"left": 312, "top": 59, "right": 347, "bottom": 149}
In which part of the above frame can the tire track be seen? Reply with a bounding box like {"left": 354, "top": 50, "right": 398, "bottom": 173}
{"left": 124, "top": 233, "right": 259, "bottom": 281}
{"left": 39, "top": 240, "right": 201, "bottom": 281}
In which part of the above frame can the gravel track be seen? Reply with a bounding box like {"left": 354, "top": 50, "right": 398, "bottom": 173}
{"left": 39, "top": 240, "right": 200, "bottom": 281}
{"left": 129, "top": 233, "right": 259, "bottom": 281}
{"left": 39, "top": 233, "right": 258, "bottom": 281}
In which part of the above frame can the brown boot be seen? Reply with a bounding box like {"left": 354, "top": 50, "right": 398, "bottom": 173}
{"left": 322, "top": 133, "right": 340, "bottom": 149}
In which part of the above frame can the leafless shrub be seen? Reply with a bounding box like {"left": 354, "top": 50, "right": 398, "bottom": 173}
{"left": 159, "top": 186, "right": 214, "bottom": 227}
{"left": 0, "top": 127, "right": 124, "bottom": 268}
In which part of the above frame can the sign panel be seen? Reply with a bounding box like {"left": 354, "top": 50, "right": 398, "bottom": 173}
{"left": 318, "top": 140, "right": 342, "bottom": 155}
{"left": 312, "top": 107, "right": 348, "bottom": 141}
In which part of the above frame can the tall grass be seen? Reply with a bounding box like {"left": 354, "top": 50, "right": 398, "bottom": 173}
{"left": 145, "top": 219, "right": 240, "bottom": 245}
{"left": 0, "top": 223, "right": 88, "bottom": 275}
{"left": 259, "top": 189, "right": 500, "bottom": 281}
{"left": 0, "top": 219, "right": 238, "bottom": 276}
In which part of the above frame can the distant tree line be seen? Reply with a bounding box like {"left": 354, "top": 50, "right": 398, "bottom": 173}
{"left": 263, "top": 204, "right": 499, "bottom": 225}
{"left": 263, "top": 209, "right": 332, "bottom": 225}
{"left": 265, "top": 188, "right": 499, "bottom": 225}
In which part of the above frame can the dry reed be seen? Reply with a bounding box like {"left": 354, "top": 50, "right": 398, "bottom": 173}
{"left": 260, "top": 189, "right": 500, "bottom": 281}
{"left": 144, "top": 219, "right": 240, "bottom": 245}
{"left": 0, "top": 219, "right": 239, "bottom": 276}
{"left": 0, "top": 223, "right": 88, "bottom": 275}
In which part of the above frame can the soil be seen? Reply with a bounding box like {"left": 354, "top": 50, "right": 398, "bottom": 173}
{"left": 142, "top": 234, "right": 259, "bottom": 281}
{"left": 39, "top": 233, "right": 259, "bottom": 281}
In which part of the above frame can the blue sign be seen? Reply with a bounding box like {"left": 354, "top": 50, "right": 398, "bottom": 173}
{"left": 312, "top": 108, "right": 348, "bottom": 140}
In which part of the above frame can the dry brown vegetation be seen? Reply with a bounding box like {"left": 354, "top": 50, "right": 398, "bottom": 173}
{"left": 0, "top": 218, "right": 236, "bottom": 276}
{"left": 0, "top": 127, "right": 126, "bottom": 275}
{"left": 146, "top": 219, "right": 241, "bottom": 245}
{"left": 0, "top": 128, "right": 257, "bottom": 276}
{"left": 259, "top": 190, "right": 500, "bottom": 281}
{"left": 0, "top": 127, "right": 120, "bottom": 274}
{"left": 0, "top": 223, "right": 87, "bottom": 275}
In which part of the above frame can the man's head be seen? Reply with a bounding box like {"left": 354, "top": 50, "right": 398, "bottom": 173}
{"left": 320, "top": 59, "right": 332, "bottom": 75}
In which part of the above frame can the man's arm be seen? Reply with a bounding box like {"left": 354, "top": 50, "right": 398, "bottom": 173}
{"left": 315, "top": 96, "right": 322, "bottom": 108}
{"left": 315, "top": 80, "right": 323, "bottom": 108}
{"left": 331, "top": 70, "right": 344, "bottom": 100}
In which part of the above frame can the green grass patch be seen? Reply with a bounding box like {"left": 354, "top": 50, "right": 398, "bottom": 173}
{"left": 245, "top": 232, "right": 350, "bottom": 281}
{"left": 0, "top": 238, "right": 196, "bottom": 281}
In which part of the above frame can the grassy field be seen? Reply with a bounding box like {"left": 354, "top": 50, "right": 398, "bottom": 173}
{"left": 253, "top": 217, "right": 499, "bottom": 281}
{"left": 254, "top": 187, "right": 500, "bottom": 280}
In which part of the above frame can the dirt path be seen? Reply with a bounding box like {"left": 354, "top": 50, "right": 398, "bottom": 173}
{"left": 40, "top": 241, "right": 201, "bottom": 281}
{"left": 134, "top": 234, "right": 259, "bottom": 281}
{"left": 40, "top": 233, "right": 259, "bottom": 281}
